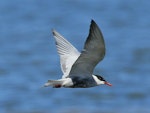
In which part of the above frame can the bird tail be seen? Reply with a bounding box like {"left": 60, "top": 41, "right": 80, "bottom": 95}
{"left": 43, "top": 79, "right": 63, "bottom": 88}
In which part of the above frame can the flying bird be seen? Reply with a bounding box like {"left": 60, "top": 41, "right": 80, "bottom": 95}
{"left": 44, "top": 20, "right": 112, "bottom": 88}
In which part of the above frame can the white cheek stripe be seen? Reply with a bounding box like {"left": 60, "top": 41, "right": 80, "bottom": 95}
{"left": 92, "top": 75, "right": 105, "bottom": 85}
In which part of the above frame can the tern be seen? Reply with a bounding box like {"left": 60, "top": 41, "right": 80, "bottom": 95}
{"left": 44, "top": 20, "right": 112, "bottom": 88}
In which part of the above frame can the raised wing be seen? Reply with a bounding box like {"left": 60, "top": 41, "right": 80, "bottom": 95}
{"left": 52, "top": 30, "right": 80, "bottom": 78}
{"left": 69, "top": 20, "right": 105, "bottom": 78}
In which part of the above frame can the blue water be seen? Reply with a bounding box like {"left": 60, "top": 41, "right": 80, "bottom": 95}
{"left": 0, "top": 0, "right": 150, "bottom": 113}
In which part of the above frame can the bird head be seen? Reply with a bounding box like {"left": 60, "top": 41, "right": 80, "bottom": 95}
{"left": 94, "top": 75, "right": 112, "bottom": 86}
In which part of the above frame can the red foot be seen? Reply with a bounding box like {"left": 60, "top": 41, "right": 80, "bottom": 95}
{"left": 53, "top": 84, "right": 61, "bottom": 88}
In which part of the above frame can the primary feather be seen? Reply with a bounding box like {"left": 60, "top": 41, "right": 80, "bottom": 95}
{"left": 52, "top": 30, "right": 80, "bottom": 78}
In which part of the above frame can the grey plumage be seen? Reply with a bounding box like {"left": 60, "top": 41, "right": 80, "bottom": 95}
{"left": 69, "top": 20, "right": 105, "bottom": 78}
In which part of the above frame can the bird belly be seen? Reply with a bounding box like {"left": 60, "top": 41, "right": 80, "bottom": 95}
{"left": 71, "top": 77, "right": 97, "bottom": 88}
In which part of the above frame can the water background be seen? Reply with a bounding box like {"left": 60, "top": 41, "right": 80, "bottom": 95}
{"left": 0, "top": 0, "right": 150, "bottom": 113}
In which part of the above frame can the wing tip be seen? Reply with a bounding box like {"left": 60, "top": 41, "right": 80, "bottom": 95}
{"left": 91, "top": 19, "right": 97, "bottom": 25}
{"left": 52, "top": 29, "right": 57, "bottom": 36}
{"left": 91, "top": 19, "right": 95, "bottom": 24}
{"left": 90, "top": 19, "right": 98, "bottom": 28}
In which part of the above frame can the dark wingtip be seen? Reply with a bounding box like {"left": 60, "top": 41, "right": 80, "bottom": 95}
{"left": 89, "top": 19, "right": 99, "bottom": 35}
{"left": 52, "top": 29, "right": 56, "bottom": 36}
{"left": 91, "top": 19, "right": 96, "bottom": 25}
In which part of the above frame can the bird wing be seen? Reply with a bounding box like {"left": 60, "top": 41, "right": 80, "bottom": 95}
{"left": 52, "top": 30, "right": 80, "bottom": 78}
{"left": 69, "top": 20, "right": 105, "bottom": 78}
